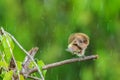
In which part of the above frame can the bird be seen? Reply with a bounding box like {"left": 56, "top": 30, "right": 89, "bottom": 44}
{"left": 66, "top": 33, "right": 89, "bottom": 57}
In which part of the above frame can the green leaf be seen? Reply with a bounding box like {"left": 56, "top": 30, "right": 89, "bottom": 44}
{"left": 28, "top": 61, "right": 33, "bottom": 68}
{"left": 2, "top": 35, "right": 14, "bottom": 50}
{"left": 16, "top": 61, "right": 22, "bottom": 71}
{"left": 1, "top": 34, "right": 14, "bottom": 63}
{"left": 37, "top": 60, "right": 47, "bottom": 77}
{"left": 0, "top": 52, "right": 2, "bottom": 60}
{"left": 3, "top": 70, "right": 13, "bottom": 80}
{"left": 20, "top": 75, "right": 24, "bottom": 80}
{"left": 0, "top": 61, "right": 8, "bottom": 68}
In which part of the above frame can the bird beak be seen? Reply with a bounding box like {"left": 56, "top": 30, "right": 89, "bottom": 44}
{"left": 66, "top": 48, "right": 70, "bottom": 52}
{"left": 66, "top": 44, "right": 73, "bottom": 52}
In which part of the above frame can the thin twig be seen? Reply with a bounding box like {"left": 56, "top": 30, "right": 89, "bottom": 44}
{"left": 21, "top": 47, "right": 39, "bottom": 78}
{"left": 1, "top": 28, "right": 20, "bottom": 80}
{"left": 43, "top": 55, "right": 98, "bottom": 70}
{"left": 27, "top": 76, "right": 42, "bottom": 80}
{"left": 5, "top": 30, "right": 44, "bottom": 80}
{"left": 28, "top": 55, "right": 98, "bottom": 74}
{"left": 22, "top": 47, "right": 39, "bottom": 69}
{"left": 27, "top": 67, "right": 38, "bottom": 75}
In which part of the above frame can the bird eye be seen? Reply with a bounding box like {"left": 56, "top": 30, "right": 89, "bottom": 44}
{"left": 73, "top": 40, "right": 77, "bottom": 44}
{"left": 83, "top": 40, "right": 87, "bottom": 44}
{"left": 78, "top": 40, "right": 83, "bottom": 43}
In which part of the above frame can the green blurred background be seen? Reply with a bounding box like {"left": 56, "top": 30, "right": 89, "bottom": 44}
{"left": 0, "top": 0, "right": 120, "bottom": 80}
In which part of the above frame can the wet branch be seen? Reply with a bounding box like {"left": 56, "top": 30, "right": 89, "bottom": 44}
{"left": 28, "top": 55, "right": 98, "bottom": 75}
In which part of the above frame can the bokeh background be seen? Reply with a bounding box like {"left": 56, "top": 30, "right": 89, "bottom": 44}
{"left": 0, "top": 0, "right": 120, "bottom": 80}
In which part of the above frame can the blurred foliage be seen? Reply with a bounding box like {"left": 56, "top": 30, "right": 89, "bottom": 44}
{"left": 0, "top": 0, "right": 120, "bottom": 80}
{"left": 0, "top": 30, "right": 46, "bottom": 79}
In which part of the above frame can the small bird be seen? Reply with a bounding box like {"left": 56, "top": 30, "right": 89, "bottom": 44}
{"left": 66, "top": 33, "right": 89, "bottom": 57}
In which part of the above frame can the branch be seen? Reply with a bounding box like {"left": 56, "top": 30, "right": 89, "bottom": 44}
{"left": 43, "top": 55, "right": 98, "bottom": 70}
{"left": 21, "top": 47, "right": 39, "bottom": 77}
{"left": 28, "top": 55, "right": 98, "bottom": 74}
{"left": 5, "top": 30, "right": 45, "bottom": 80}
{"left": 27, "top": 76, "right": 42, "bottom": 80}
